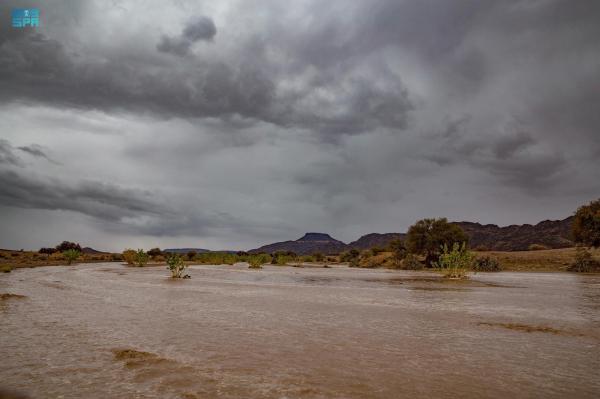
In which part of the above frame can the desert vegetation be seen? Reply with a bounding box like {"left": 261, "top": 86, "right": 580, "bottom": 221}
{"left": 248, "top": 254, "right": 270, "bottom": 269}
{"left": 472, "top": 255, "right": 502, "bottom": 272}
{"left": 434, "top": 242, "right": 474, "bottom": 279}
{"left": 63, "top": 249, "right": 81, "bottom": 265}
{"left": 166, "top": 254, "right": 188, "bottom": 278}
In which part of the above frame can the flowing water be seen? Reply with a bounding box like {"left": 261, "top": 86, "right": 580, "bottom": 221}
{"left": 1, "top": 263, "right": 599, "bottom": 398}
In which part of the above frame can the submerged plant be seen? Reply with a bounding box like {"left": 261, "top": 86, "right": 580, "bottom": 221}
{"left": 166, "top": 254, "right": 188, "bottom": 278}
{"left": 434, "top": 242, "right": 473, "bottom": 279}
{"left": 134, "top": 249, "right": 149, "bottom": 267}
{"left": 63, "top": 249, "right": 81, "bottom": 265}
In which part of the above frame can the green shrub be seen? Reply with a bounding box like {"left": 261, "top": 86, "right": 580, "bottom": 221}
{"left": 1, "top": 265, "right": 12, "bottom": 273}
{"left": 528, "top": 244, "right": 548, "bottom": 251}
{"left": 568, "top": 247, "right": 600, "bottom": 272}
{"left": 39, "top": 247, "right": 57, "bottom": 257}
{"left": 248, "top": 254, "right": 269, "bottom": 269}
{"left": 186, "top": 250, "right": 197, "bottom": 261}
{"left": 434, "top": 242, "right": 473, "bottom": 279}
{"left": 63, "top": 249, "right": 81, "bottom": 265}
{"left": 340, "top": 249, "right": 360, "bottom": 263}
{"left": 371, "top": 247, "right": 385, "bottom": 256}
{"left": 401, "top": 254, "right": 423, "bottom": 270}
{"left": 472, "top": 255, "right": 502, "bottom": 272}
{"left": 313, "top": 253, "right": 324, "bottom": 262}
{"left": 166, "top": 254, "right": 187, "bottom": 278}
{"left": 111, "top": 253, "right": 123, "bottom": 262}
{"left": 301, "top": 255, "right": 314, "bottom": 262}
{"left": 134, "top": 249, "right": 149, "bottom": 267}
{"left": 388, "top": 239, "right": 407, "bottom": 261}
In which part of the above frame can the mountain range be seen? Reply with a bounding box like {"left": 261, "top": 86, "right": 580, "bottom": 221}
{"left": 248, "top": 217, "right": 575, "bottom": 254}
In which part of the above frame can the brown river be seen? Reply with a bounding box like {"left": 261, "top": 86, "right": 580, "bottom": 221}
{"left": 1, "top": 263, "right": 599, "bottom": 398}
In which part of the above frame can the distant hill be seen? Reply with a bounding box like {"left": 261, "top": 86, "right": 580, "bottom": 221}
{"left": 453, "top": 217, "right": 574, "bottom": 251}
{"left": 82, "top": 247, "right": 108, "bottom": 254}
{"left": 348, "top": 233, "right": 405, "bottom": 250}
{"left": 248, "top": 217, "right": 575, "bottom": 254}
{"left": 249, "top": 233, "right": 348, "bottom": 255}
{"left": 164, "top": 248, "right": 211, "bottom": 254}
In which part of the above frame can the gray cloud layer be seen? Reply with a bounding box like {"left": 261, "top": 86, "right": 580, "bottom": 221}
{"left": 157, "top": 15, "right": 217, "bottom": 56}
{"left": 0, "top": 0, "right": 599, "bottom": 250}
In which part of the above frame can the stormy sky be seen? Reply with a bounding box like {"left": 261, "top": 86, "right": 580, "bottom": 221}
{"left": 0, "top": 0, "right": 599, "bottom": 251}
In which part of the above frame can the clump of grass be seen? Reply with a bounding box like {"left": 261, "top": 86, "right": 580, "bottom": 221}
{"left": 472, "top": 255, "right": 502, "bottom": 272}
{"left": 567, "top": 247, "right": 600, "bottom": 272}
{"left": 434, "top": 242, "right": 473, "bottom": 279}
{"left": 1, "top": 264, "right": 13, "bottom": 273}
{"left": 248, "top": 254, "right": 269, "bottom": 269}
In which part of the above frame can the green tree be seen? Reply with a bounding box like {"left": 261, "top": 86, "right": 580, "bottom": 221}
{"left": 572, "top": 198, "right": 600, "bottom": 248}
{"left": 147, "top": 248, "right": 162, "bottom": 258}
{"left": 63, "top": 249, "right": 81, "bottom": 265}
{"left": 406, "top": 218, "right": 468, "bottom": 267}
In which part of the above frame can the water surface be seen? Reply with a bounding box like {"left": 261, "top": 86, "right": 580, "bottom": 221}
{"left": 1, "top": 263, "right": 599, "bottom": 398}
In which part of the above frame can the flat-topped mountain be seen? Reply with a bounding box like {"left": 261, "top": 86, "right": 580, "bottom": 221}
{"left": 248, "top": 217, "right": 575, "bottom": 255}
{"left": 249, "top": 232, "right": 348, "bottom": 255}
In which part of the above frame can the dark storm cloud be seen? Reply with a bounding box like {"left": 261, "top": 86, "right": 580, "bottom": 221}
{"left": 0, "top": 168, "right": 165, "bottom": 221}
{"left": 17, "top": 144, "right": 59, "bottom": 164}
{"left": 0, "top": 0, "right": 599, "bottom": 249}
{"left": 157, "top": 15, "right": 217, "bottom": 56}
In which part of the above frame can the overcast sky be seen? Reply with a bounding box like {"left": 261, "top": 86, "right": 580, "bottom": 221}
{"left": 0, "top": 0, "right": 599, "bottom": 251}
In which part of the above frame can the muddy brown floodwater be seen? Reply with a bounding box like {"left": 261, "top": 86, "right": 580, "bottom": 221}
{"left": 1, "top": 263, "right": 599, "bottom": 398}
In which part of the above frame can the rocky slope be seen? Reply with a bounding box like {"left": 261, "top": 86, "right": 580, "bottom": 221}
{"left": 347, "top": 233, "right": 405, "bottom": 250}
{"left": 453, "top": 217, "right": 574, "bottom": 251}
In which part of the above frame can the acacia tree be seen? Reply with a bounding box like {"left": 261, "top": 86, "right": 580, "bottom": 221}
{"left": 55, "top": 241, "right": 82, "bottom": 252}
{"left": 572, "top": 198, "right": 600, "bottom": 248}
{"left": 405, "top": 218, "right": 468, "bottom": 267}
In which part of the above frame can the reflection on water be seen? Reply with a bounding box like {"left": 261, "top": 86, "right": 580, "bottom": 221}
{"left": 1, "top": 263, "right": 599, "bottom": 398}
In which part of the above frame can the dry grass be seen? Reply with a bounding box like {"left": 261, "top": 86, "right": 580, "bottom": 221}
{"left": 0, "top": 249, "right": 118, "bottom": 269}
{"left": 477, "top": 247, "right": 600, "bottom": 272}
